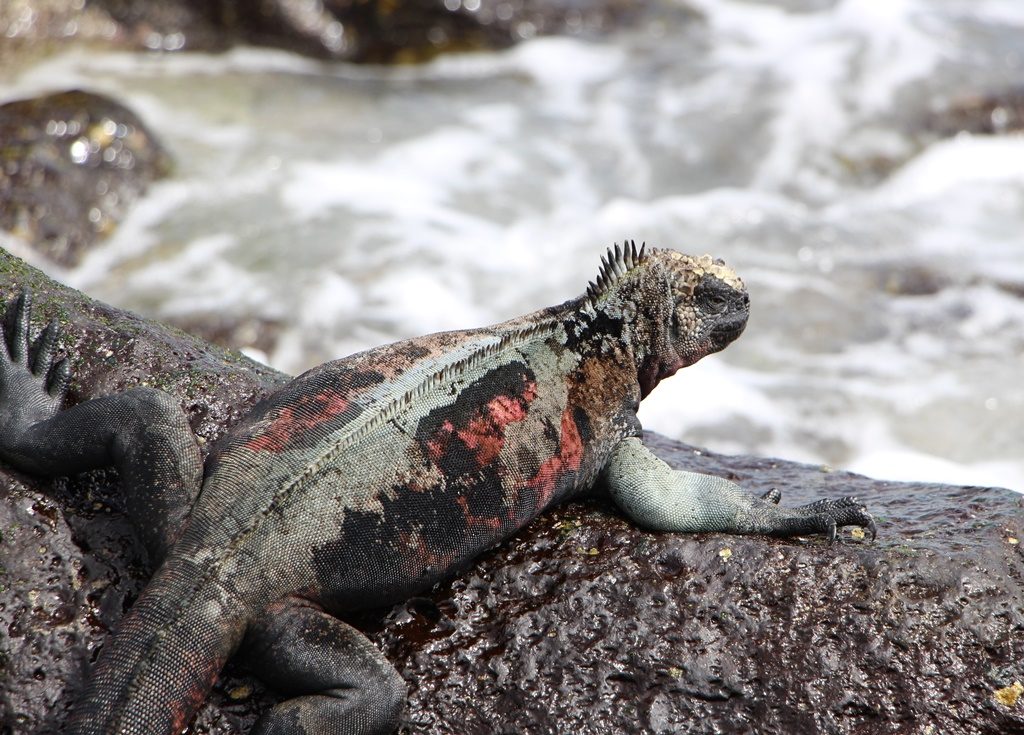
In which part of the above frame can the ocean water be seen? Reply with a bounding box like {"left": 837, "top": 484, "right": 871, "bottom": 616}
{"left": 3, "top": 0, "right": 1023, "bottom": 492}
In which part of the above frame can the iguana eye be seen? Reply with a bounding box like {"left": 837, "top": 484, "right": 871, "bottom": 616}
{"left": 706, "top": 292, "right": 728, "bottom": 311}
{"left": 696, "top": 279, "right": 731, "bottom": 314}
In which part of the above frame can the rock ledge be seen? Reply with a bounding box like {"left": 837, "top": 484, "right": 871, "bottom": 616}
{"left": 0, "top": 253, "right": 1021, "bottom": 735}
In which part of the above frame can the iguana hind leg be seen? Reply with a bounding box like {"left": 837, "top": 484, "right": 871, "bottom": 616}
{"left": 0, "top": 291, "right": 202, "bottom": 564}
{"left": 243, "top": 597, "right": 406, "bottom": 735}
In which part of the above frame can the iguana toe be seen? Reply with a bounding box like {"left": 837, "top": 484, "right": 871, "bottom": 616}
{"left": 761, "top": 487, "right": 782, "bottom": 504}
{"left": 3, "top": 290, "right": 32, "bottom": 365}
{"left": 0, "top": 291, "right": 67, "bottom": 428}
{"left": 800, "top": 496, "right": 876, "bottom": 543}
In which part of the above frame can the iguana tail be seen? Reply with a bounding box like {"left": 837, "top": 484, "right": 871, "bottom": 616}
{"left": 66, "top": 559, "right": 248, "bottom": 735}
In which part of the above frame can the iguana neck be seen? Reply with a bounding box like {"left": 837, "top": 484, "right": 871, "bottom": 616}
{"left": 564, "top": 259, "right": 680, "bottom": 399}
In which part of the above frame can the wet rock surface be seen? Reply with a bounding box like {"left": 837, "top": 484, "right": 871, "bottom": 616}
{"left": 0, "top": 250, "right": 287, "bottom": 734}
{"left": 929, "top": 88, "right": 1024, "bottom": 137}
{"left": 1, "top": 0, "right": 675, "bottom": 65}
{"left": 1, "top": 253, "right": 1022, "bottom": 734}
{"left": 0, "top": 90, "right": 171, "bottom": 267}
{"left": 380, "top": 439, "right": 1024, "bottom": 735}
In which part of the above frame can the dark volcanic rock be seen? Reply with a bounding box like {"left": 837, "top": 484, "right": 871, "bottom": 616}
{"left": 929, "top": 88, "right": 1024, "bottom": 137}
{"left": 204, "top": 0, "right": 667, "bottom": 64}
{"left": 378, "top": 437, "right": 1024, "bottom": 734}
{"left": 0, "top": 249, "right": 286, "bottom": 732}
{"left": 1, "top": 252, "right": 1022, "bottom": 734}
{"left": 2, "top": 0, "right": 677, "bottom": 65}
{"left": 0, "top": 90, "right": 171, "bottom": 267}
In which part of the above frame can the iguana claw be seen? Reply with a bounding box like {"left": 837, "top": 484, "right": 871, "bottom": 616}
{"left": 761, "top": 487, "right": 782, "bottom": 504}
{"left": 799, "top": 495, "right": 876, "bottom": 544}
{"left": 1, "top": 291, "right": 68, "bottom": 436}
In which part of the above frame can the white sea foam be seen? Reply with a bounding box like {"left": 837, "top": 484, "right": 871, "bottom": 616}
{"left": 847, "top": 447, "right": 1024, "bottom": 492}
{"left": 863, "top": 135, "right": 1024, "bottom": 210}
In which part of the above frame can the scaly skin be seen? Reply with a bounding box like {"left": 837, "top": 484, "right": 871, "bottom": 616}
{"left": 0, "top": 244, "right": 874, "bottom": 734}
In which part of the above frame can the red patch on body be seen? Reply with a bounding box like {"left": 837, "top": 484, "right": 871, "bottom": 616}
{"left": 524, "top": 406, "right": 583, "bottom": 507}
{"left": 426, "top": 380, "right": 537, "bottom": 468}
{"left": 246, "top": 389, "right": 352, "bottom": 453}
{"left": 457, "top": 496, "right": 504, "bottom": 532}
{"left": 169, "top": 651, "right": 227, "bottom": 733}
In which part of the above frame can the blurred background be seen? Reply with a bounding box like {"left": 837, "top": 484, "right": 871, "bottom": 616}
{"left": 1, "top": 0, "right": 1022, "bottom": 491}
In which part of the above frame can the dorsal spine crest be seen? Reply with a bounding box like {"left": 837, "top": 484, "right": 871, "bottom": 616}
{"left": 586, "top": 240, "right": 648, "bottom": 305}
{"left": 277, "top": 319, "right": 562, "bottom": 503}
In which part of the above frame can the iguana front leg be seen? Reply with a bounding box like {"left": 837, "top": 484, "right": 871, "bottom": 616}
{"left": 0, "top": 291, "right": 202, "bottom": 564}
{"left": 602, "top": 437, "right": 875, "bottom": 542}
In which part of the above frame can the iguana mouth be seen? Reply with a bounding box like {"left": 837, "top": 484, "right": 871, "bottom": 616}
{"left": 711, "top": 313, "right": 748, "bottom": 348}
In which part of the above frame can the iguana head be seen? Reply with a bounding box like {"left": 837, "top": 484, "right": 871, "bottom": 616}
{"left": 661, "top": 249, "right": 749, "bottom": 361}
{"left": 585, "top": 243, "right": 749, "bottom": 397}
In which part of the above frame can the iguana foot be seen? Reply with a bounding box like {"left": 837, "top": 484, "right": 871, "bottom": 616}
{"left": 793, "top": 496, "right": 877, "bottom": 543}
{"left": 0, "top": 289, "right": 201, "bottom": 564}
{"left": 244, "top": 597, "right": 406, "bottom": 735}
{"left": 741, "top": 491, "right": 876, "bottom": 543}
{"left": 0, "top": 291, "right": 69, "bottom": 443}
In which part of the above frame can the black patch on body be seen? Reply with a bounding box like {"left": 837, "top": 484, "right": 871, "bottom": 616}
{"left": 312, "top": 361, "right": 550, "bottom": 609}
{"left": 562, "top": 309, "right": 625, "bottom": 356}
{"left": 421, "top": 361, "right": 540, "bottom": 526}
{"left": 415, "top": 361, "right": 538, "bottom": 520}
{"left": 311, "top": 480, "right": 484, "bottom": 610}
{"left": 572, "top": 405, "right": 594, "bottom": 447}
{"left": 413, "top": 361, "right": 535, "bottom": 449}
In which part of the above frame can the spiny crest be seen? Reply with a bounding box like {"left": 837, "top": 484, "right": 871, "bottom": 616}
{"left": 287, "top": 319, "right": 562, "bottom": 499}
{"left": 400, "top": 320, "right": 554, "bottom": 409}
{"left": 586, "top": 240, "right": 648, "bottom": 304}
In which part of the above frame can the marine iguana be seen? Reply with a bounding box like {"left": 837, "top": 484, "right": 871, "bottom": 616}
{"left": 0, "top": 243, "right": 874, "bottom": 735}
